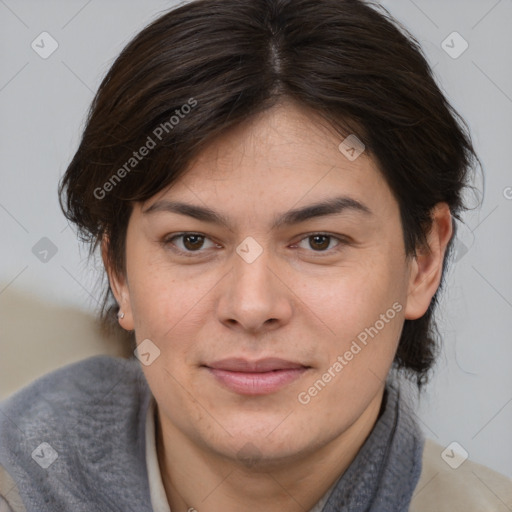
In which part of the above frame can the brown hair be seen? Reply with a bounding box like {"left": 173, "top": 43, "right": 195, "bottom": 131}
{"left": 59, "top": 0, "right": 479, "bottom": 386}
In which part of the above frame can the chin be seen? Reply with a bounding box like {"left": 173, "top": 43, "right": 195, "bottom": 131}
{"left": 202, "top": 422, "right": 314, "bottom": 467}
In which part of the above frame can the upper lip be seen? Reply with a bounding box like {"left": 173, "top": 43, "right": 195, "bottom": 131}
{"left": 206, "top": 358, "right": 308, "bottom": 372}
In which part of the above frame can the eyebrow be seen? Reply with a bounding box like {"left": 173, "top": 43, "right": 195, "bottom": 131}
{"left": 142, "top": 195, "right": 373, "bottom": 229}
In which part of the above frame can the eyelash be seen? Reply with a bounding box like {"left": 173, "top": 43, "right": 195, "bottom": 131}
{"left": 161, "top": 232, "right": 349, "bottom": 258}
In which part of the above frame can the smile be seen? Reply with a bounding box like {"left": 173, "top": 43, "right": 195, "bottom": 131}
{"left": 204, "top": 358, "right": 310, "bottom": 395}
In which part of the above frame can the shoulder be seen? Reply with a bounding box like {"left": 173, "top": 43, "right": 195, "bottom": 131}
{"left": 0, "top": 355, "right": 144, "bottom": 435}
{"left": 410, "top": 438, "right": 512, "bottom": 512}
{"left": 0, "top": 354, "right": 147, "bottom": 446}
{"left": 0, "top": 355, "right": 151, "bottom": 510}
{"left": 1, "top": 354, "right": 142, "bottom": 404}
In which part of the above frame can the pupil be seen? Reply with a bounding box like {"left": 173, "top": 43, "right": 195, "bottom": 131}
{"left": 311, "top": 235, "right": 329, "bottom": 251}
{"left": 184, "top": 235, "right": 203, "bottom": 250}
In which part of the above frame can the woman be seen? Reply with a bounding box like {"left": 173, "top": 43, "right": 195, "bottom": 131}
{"left": 1, "top": 0, "right": 511, "bottom": 510}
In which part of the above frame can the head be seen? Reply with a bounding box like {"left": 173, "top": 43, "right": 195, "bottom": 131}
{"left": 59, "top": 0, "right": 477, "bottom": 466}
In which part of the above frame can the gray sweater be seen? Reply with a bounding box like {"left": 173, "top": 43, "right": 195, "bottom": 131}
{"left": 0, "top": 356, "right": 424, "bottom": 511}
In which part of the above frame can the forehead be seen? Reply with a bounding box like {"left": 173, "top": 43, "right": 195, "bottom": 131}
{"left": 139, "top": 101, "right": 397, "bottom": 222}
{"left": 186, "top": 101, "right": 368, "bottom": 178}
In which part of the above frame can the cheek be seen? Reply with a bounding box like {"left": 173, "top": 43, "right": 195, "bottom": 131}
{"left": 295, "top": 267, "right": 404, "bottom": 416}
{"left": 128, "top": 268, "right": 175, "bottom": 338}
{"left": 297, "top": 256, "right": 405, "bottom": 342}
{"left": 127, "top": 255, "right": 220, "bottom": 352}
{"left": 294, "top": 258, "right": 407, "bottom": 406}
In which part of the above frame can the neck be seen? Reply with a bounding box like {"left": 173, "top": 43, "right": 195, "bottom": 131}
{"left": 156, "top": 387, "right": 385, "bottom": 512}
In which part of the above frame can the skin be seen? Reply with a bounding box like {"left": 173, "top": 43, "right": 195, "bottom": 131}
{"left": 105, "top": 99, "right": 452, "bottom": 512}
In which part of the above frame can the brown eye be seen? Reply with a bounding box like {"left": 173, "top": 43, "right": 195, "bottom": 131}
{"left": 294, "top": 233, "right": 345, "bottom": 254}
{"left": 308, "top": 235, "right": 331, "bottom": 251}
{"left": 182, "top": 234, "right": 205, "bottom": 251}
{"left": 164, "top": 233, "right": 217, "bottom": 255}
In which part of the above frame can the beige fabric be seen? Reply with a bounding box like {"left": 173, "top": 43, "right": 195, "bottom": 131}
{"left": 0, "top": 466, "right": 25, "bottom": 512}
{"left": 410, "top": 438, "right": 512, "bottom": 512}
{"left": 2, "top": 438, "right": 511, "bottom": 511}
{"left": 0, "top": 289, "right": 130, "bottom": 400}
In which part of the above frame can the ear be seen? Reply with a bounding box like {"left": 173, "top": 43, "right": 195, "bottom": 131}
{"left": 405, "top": 202, "right": 453, "bottom": 320}
{"left": 101, "top": 235, "right": 135, "bottom": 330}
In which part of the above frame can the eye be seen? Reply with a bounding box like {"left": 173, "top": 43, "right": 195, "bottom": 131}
{"left": 163, "top": 233, "right": 219, "bottom": 255}
{"left": 294, "top": 233, "right": 345, "bottom": 252}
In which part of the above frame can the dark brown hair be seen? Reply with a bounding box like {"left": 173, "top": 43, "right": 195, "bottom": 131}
{"left": 59, "top": 0, "right": 479, "bottom": 386}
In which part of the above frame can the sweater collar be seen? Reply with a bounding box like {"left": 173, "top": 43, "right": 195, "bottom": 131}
{"left": 321, "top": 383, "right": 424, "bottom": 512}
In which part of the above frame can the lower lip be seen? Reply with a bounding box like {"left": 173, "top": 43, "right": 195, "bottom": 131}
{"left": 207, "top": 367, "right": 308, "bottom": 395}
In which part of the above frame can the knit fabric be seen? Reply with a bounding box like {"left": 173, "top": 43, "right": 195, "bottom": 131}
{"left": 322, "top": 384, "right": 424, "bottom": 511}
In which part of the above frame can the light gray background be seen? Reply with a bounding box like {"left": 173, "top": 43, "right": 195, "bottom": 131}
{"left": 1, "top": 0, "right": 511, "bottom": 479}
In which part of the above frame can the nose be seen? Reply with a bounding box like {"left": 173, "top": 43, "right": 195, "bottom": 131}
{"left": 216, "top": 247, "right": 293, "bottom": 335}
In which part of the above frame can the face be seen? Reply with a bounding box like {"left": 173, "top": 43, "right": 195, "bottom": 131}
{"left": 109, "top": 101, "right": 433, "bottom": 466}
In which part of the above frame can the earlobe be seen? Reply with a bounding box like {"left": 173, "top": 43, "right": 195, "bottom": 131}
{"left": 404, "top": 203, "right": 453, "bottom": 320}
{"left": 101, "top": 235, "right": 135, "bottom": 330}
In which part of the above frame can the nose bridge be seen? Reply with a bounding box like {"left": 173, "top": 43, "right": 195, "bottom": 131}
{"left": 234, "top": 247, "right": 273, "bottom": 296}
{"left": 217, "top": 240, "right": 292, "bottom": 332}
{"left": 233, "top": 234, "right": 273, "bottom": 289}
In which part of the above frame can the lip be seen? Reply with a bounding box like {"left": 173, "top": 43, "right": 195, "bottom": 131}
{"left": 204, "top": 358, "right": 310, "bottom": 395}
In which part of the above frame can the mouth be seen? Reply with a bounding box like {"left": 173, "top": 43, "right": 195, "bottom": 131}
{"left": 203, "top": 358, "right": 311, "bottom": 395}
